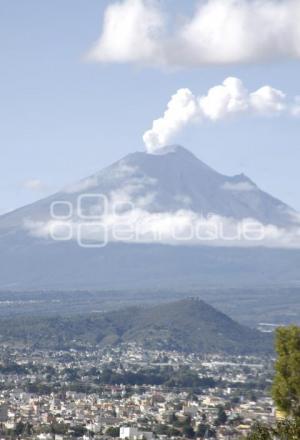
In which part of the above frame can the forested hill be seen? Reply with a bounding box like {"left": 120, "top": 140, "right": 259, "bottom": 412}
{"left": 0, "top": 299, "right": 273, "bottom": 354}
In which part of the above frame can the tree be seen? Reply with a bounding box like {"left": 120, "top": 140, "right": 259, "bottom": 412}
{"left": 272, "top": 325, "right": 300, "bottom": 419}
{"left": 215, "top": 406, "right": 227, "bottom": 426}
{"left": 182, "top": 424, "right": 195, "bottom": 438}
{"left": 196, "top": 424, "right": 216, "bottom": 439}
{"left": 245, "top": 423, "right": 272, "bottom": 440}
{"left": 196, "top": 424, "right": 207, "bottom": 438}
{"left": 106, "top": 427, "right": 120, "bottom": 437}
{"left": 155, "top": 424, "right": 170, "bottom": 435}
{"left": 168, "top": 412, "right": 177, "bottom": 423}
{"left": 50, "top": 422, "right": 68, "bottom": 435}
{"left": 244, "top": 419, "right": 300, "bottom": 439}
{"left": 243, "top": 326, "right": 300, "bottom": 439}
{"left": 14, "top": 421, "right": 25, "bottom": 437}
{"left": 71, "top": 425, "right": 87, "bottom": 437}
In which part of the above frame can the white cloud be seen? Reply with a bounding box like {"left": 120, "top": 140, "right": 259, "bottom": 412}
{"left": 143, "top": 77, "right": 289, "bottom": 152}
{"left": 87, "top": 0, "right": 165, "bottom": 65}
{"left": 88, "top": 0, "right": 300, "bottom": 68}
{"left": 24, "top": 208, "right": 300, "bottom": 249}
{"left": 22, "top": 179, "right": 48, "bottom": 192}
{"left": 291, "top": 96, "right": 300, "bottom": 117}
{"left": 23, "top": 180, "right": 300, "bottom": 249}
{"left": 178, "top": 0, "right": 300, "bottom": 66}
{"left": 249, "top": 86, "right": 286, "bottom": 115}
{"left": 199, "top": 77, "right": 249, "bottom": 120}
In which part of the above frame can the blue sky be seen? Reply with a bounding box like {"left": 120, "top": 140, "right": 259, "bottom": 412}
{"left": 0, "top": 0, "right": 300, "bottom": 214}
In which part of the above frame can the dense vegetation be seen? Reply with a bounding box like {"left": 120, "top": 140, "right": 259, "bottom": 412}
{"left": 0, "top": 298, "right": 272, "bottom": 354}
{"left": 245, "top": 419, "right": 300, "bottom": 440}
{"left": 0, "top": 287, "right": 299, "bottom": 328}
{"left": 95, "top": 366, "right": 217, "bottom": 388}
{"left": 244, "top": 326, "right": 300, "bottom": 439}
{"left": 272, "top": 325, "right": 300, "bottom": 419}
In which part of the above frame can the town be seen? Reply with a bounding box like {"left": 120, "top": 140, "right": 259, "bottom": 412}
{"left": 0, "top": 343, "right": 275, "bottom": 440}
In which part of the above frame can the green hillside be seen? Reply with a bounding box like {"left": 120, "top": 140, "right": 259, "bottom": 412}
{"left": 0, "top": 298, "right": 272, "bottom": 354}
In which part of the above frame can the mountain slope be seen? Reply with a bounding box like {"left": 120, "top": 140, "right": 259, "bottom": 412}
{"left": 0, "top": 145, "right": 299, "bottom": 289}
{"left": 0, "top": 298, "right": 272, "bottom": 354}
{"left": 115, "top": 298, "right": 273, "bottom": 354}
{"left": 0, "top": 145, "right": 295, "bottom": 231}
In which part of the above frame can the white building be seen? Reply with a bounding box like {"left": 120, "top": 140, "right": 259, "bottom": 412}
{"left": 120, "top": 427, "right": 139, "bottom": 439}
{"left": 120, "top": 427, "right": 153, "bottom": 440}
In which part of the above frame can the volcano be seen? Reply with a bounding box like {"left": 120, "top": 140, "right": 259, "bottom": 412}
{"left": 0, "top": 145, "right": 299, "bottom": 289}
